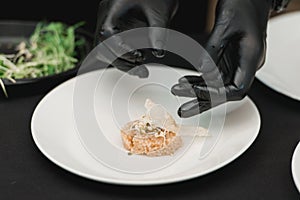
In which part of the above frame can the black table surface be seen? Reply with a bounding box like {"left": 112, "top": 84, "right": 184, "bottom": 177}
{"left": 1, "top": 46, "right": 300, "bottom": 199}
{"left": 1, "top": 78, "right": 300, "bottom": 200}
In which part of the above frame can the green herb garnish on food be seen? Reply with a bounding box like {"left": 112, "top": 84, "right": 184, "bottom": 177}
{"left": 0, "top": 22, "right": 85, "bottom": 97}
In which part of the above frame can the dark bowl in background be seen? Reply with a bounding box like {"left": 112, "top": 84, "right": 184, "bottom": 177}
{"left": 0, "top": 21, "right": 93, "bottom": 98}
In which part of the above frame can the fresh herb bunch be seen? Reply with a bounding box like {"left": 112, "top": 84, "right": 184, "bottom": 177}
{"left": 0, "top": 22, "right": 85, "bottom": 97}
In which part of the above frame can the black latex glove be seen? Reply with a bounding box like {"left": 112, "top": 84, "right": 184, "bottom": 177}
{"left": 172, "top": 0, "right": 273, "bottom": 118}
{"left": 95, "top": 0, "right": 178, "bottom": 78}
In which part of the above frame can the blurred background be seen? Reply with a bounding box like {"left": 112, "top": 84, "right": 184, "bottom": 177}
{"left": 0, "top": 0, "right": 299, "bottom": 37}
{"left": 0, "top": 1, "right": 207, "bottom": 35}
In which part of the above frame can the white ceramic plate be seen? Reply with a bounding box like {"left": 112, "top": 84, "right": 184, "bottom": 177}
{"left": 292, "top": 142, "right": 300, "bottom": 193}
{"left": 31, "top": 66, "right": 261, "bottom": 185}
{"left": 256, "top": 12, "right": 300, "bottom": 100}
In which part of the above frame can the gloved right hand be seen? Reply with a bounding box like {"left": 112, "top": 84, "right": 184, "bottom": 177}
{"left": 95, "top": 0, "right": 179, "bottom": 78}
{"left": 171, "top": 0, "right": 273, "bottom": 118}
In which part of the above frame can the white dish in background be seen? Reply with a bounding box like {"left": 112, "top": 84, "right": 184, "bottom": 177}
{"left": 31, "top": 65, "right": 261, "bottom": 185}
{"left": 292, "top": 142, "right": 300, "bottom": 193}
{"left": 256, "top": 12, "right": 300, "bottom": 100}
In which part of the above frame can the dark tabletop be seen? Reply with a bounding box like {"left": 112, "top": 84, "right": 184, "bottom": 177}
{"left": 1, "top": 40, "right": 300, "bottom": 199}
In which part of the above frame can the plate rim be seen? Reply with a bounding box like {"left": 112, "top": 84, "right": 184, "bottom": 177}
{"left": 256, "top": 12, "right": 300, "bottom": 101}
{"left": 292, "top": 142, "right": 300, "bottom": 193}
{"left": 31, "top": 68, "right": 261, "bottom": 186}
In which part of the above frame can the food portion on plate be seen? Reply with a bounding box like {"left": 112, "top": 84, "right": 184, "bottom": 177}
{"left": 0, "top": 22, "right": 85, "bottom": 96}
{"left": 120, "top": 99, "right": 208, "bottom": 157}
{"left": 121, "top": 99, "right": 182, "bottom": 157}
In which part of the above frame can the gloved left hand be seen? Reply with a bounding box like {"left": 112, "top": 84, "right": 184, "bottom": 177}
{"left": 95, "top": 0, "right": 179, "bottom": 78}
